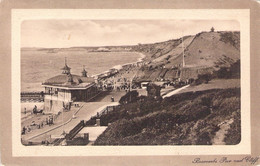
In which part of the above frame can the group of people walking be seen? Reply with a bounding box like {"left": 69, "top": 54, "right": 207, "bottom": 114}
{"left": 21, "top": 115, "right": 55, "bottom": 135}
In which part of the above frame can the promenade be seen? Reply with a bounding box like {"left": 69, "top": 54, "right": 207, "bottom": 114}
{"left": 162, "top": 85, "right": 190, "bottom": 98}
{"left": 21, "top": 91, "right": 126, "bottom": 143}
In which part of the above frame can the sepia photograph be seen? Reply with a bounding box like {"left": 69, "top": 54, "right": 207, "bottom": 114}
{"left": 1, "top": 1, "right": 259, "bottom": 165}
{"left": 20, "top": 19, "right": 241, "bottom": 146}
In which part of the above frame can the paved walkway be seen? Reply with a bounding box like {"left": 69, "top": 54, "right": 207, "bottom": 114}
{"left": 94, "top": 91, "right": 126, "bottom": 102}
{"left": 161, "top": 86, "right": 176, "bottom": 96}
{"left": 24, "top": 91, "right": 126, "bottom": 143}
{"left": 178, "top": 79, "right": 240, "bottom": 94}
{"left": 21, "top": 104, "right": 81, "bottom": 141}
{"left": 162, "top": 85, "right": 190, "bottom": 98}
{"left": 79, "top": 126, "right": 107, "bottom": 145}
{"left": 28, "top": 102, "right": 110, "bottom": 142}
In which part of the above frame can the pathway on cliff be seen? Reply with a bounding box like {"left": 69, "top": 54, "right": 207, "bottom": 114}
{"left": 212, "top": 118, "right": 234, "bottom": 145}
{"left": 162, "top": 84, "right": 190, "bottom": 98}
{"left": 152, "top": 36, "right": 196, "bottom": 63}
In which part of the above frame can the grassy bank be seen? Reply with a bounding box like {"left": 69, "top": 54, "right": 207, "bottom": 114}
{"left": 92, "top": 88, "right": 240, "bottom": 145}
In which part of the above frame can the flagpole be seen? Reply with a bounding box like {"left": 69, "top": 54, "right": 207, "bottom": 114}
{"left": 182, "top": 33, "right": 185, "bottom": 68}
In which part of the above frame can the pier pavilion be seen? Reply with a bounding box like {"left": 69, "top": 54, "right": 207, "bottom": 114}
{"left": 42, "top": 61, "right": 99, "bottom": 114}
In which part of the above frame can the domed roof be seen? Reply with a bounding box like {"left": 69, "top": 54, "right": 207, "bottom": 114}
{"left": 42, "top": 74, "right": 95, "bottom": 87}
{"left": 43, "top": 59, "right": 95, "bottom": 88}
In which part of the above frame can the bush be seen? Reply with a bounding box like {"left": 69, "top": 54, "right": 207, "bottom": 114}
{"left": 216, "top": 67, "right": 231, "bottom": 78}
{"left": 119, "top": 90, "right": 139, "bottom": 104}
{"left": 93, "top": 88, "right": 240, "bottom": 145}
{"left": 201, "top": 97, "right": 211, "bottom": 107}
{"left": 214, "top": 60, "right": 240, "bottom": 79}
{"left": 196, "top": 132, "right": 211, "bottom": 145}
{"left": 192, "top": 73, "right": 212, "bottom": 85}
{"left": 229, "top": 60, "right": 240, "bottom": 78}
{"left": 219, "top": 32, "right": 240, "bottom": 49}
{"left": 224, "top": 111, "right": 241, "bottom": 145}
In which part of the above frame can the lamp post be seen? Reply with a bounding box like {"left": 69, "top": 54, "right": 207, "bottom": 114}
{"left": 182, "top": 34, "right": 185, "bottom": 68}
{"left": 62, "top": 108, "right": 65, "bottom": 135}
{"left": 62, "top": 90, "right": 66, "bottom": 136}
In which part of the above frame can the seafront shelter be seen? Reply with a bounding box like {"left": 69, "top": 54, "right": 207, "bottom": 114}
{"left": 42, "top": 62, "right": 99, "bottom": 114}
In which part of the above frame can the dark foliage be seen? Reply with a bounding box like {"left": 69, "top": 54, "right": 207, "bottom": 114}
{"left": 92, "top": 88, "right": 241, "bottom": 145}
{"left": 219, "top": 32, "right": 240, "bottom": 50}
{"left": 198, "top": 73, "right": 212, "bottom": 84}
{"left": 216, "top": 67, "right": 231, "bottom": 79}
{"left": 214, "top": 60, "right": 240, "bottom": 79}
{"left": 119, "top": 90, "right": 139, "bottom": 104}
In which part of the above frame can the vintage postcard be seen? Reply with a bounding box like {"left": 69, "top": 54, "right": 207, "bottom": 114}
{"left": 12, "top": 9, "right": 250, "bottom": 156}
{"left": 1, "top": 0, "right": 260, "bottom": 165}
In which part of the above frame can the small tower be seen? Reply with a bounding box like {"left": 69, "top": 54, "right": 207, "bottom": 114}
{"left": 211, "top": 27, "right": 215, "bottom": 32}
{"left": 81, "top": 65, "right": 88, "bottom": 77}
{"left": 61, "top": 57, "right": 71, "bottom": 75}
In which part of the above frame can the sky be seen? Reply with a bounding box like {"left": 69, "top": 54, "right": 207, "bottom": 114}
{"left": 21, "top": 20, "right": 240, "bottom": 48}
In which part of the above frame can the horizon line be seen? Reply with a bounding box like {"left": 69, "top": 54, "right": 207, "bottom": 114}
{"left": 21, "top": 30, "right": 240, "bottom": 49}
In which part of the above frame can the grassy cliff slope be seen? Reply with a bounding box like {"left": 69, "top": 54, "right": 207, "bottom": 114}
{"left": 93, "top": 88, "right": 240, "bottom": 145}
{"left": 133, "top": 31, "right": 240, "bottom": 81}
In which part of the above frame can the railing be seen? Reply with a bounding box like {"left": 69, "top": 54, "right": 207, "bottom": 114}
{"left": 65, "top": 120, "right": 85, "bottom": 141}
{"left": 20, "top": 91, "right": 44, "bottom": 102}
{"left": 99, "top": 105, "right": 120, "bottom": 115}
{"left": 52, "top": 138, "right": 65, "bottom": 146}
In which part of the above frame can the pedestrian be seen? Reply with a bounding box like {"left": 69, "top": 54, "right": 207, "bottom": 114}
{"left": 46, "top": 118, "right": 48, "bottom": 125}
{"left": 50, "top": 117, "right": 53, "bottom": 125}
{"left": 111, "top": 96, "right": 114, "bottom": 102}
{"left": 50, "top": 116, "right": 53, "bottom": 125}
{"left": 24, "top": 108, "right": 26, "bottom": 114}
{"left": 33, "top": 105, "right": 37, "bottom": 114}
{"left": 27, "top": 126, "right": 31, "bottom": 132}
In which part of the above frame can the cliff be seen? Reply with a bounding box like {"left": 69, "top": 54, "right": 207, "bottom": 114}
{"left": 132, "top": 31, "right": 240, "bottom": 81}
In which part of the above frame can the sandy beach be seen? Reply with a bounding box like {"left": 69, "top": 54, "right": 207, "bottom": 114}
{"left": 21, "top": 102, "right": 44, "bottom": 112}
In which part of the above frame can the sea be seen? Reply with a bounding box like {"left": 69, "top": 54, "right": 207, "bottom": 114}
{"left": 21, "top": 49, "right": 143, "bottom": 92}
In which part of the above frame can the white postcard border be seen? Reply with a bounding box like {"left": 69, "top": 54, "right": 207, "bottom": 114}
{"left": 12, "top": 9, "right": 250, "bottom": 156}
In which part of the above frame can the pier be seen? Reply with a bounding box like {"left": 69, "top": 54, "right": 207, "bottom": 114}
{"left": 20, "top": 91, "right": 44, "bottom": 102}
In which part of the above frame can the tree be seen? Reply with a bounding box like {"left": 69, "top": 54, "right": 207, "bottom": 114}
{"left": 119, "top": 90, "right": 139, "bottom": 104}
{"left": 197, "top": 73, "right": 211, "bottom": 84}
{"left": 216, "top": 67, "right": 231, "bottom": 79}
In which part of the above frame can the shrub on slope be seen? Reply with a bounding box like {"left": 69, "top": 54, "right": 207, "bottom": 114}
{"left": 93, "top": 88, "right": 240, "bottom": 145}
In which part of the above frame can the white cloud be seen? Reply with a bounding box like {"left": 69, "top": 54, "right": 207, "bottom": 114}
{"left": 21, "top": 20, "right": 240, "bottom": 48}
